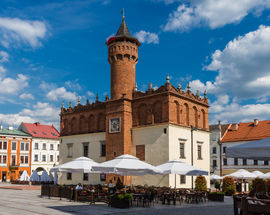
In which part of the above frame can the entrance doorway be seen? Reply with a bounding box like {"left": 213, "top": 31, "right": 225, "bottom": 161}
{"left": 2, "top": 172, "right": 6, "bottom": 182}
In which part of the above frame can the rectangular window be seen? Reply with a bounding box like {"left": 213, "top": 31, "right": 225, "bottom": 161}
{"left": 264, "top": 160, "right": 269, "bottom": 165}
{"left": 254, "top": 160, "right": 258, "bottom": 165}
{"left": 35, "top": 143, "right": 38, "bottom": 149}
{"left": 234, "top": 158, "right": 238, "bottom": 165}
{"left": 3, "top": 155, "right": 6, "bottom": 163}
{"left": 0, "top": 141, "right": 2, "bottom": 150}
{"left": 3, "top": 142, "right": 7, "bottom": 150}
{"left": 42, "top": 155, "right": 46, "bottom": 162}
{"left": 180, "top": 143, "right": 185, "bottom": 158}
{"left": 50, "top": 144, "right": 54, "bottom": 150}
{"left": 50, "top": 155, "right": 53, "bottom": 162}
{"left": 83, "top": 143, "right": 89, "bottom": 157}
{"left": 25, "top": 156, "right": 28, "bottom": 164}
{"left": 100, "top": 173, "right": 106, "bottom": 181}
{"left": 100, "top": 141, "right": 106, "bottom": 157}
{"left": 213, "top": 159, "right": 217, "bottom": 167}
{"left": 67, "top": 144, "right": 73, "bottom": 158}
{"left": 0, "top": 155, "right": 2, "bottom": 163}
{"left": 34, "top": 154, "right": 38, "bottom": 161}
{"left": 25, "top": 143, "right": 29, "bottom": 151}
{"left": 20, "top": 156, "right": 24, "bottom": 164}
{"left": 136, "top": 145, "right": 145, "bottom": 161}
{"left": 180, "top": 175, "right": 186, "bottom": 184}
{"left": 67, "top": 173, "right": 72, "bottom": 180}
{"left": 11, "top": 155, "right": 16, "bottom": 166}
{"left": 20, "top": 142, "right": 24, "bottom": 151}
{"left": 57, "top": 155, "right": 59, "bottom": 162}
{"left": 243, "top": 159, "right": 247, "bottom": 166}
{"left": 198, "top": 145, "right": 202, "bottom": 159}
{"left": 223, "top": 158, "right": 227, "bottom": 166}
{"left": 83, "top": 173, "right": 88, "bottom": 181}
{"left": 12, "top": 142, "right": 16, "bottom": 150}
{"left": 57, "top": 144, "right": 59, "bottom": 150}
{"left": 43, "top": 143, "right": 46, "bottom": 150}
{"left": 212, "top": 147, "right": 217, "bottom": 154}
{"left": 223, "top": 147, "right": 227, "bottom": 154}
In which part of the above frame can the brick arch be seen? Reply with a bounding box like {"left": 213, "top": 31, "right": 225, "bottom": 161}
{"left": 88, "top": 114, "right": 95, "bottom": 132}
{"left": 153, "top": 101, "right": 162, "bottom": 123}
{"left": 97, "top": 113, "right": 106, "bottom": 131}
{"left": 184, "top": 103, "right": 189, "bottom": 126}
{"left": 193, "top": 106, "right": 198, "bottom": 128}
{"left": 138, "top": 103, "right": 147, "bottom": 125}
{"left": 79, "top": 115, "right": 87, "bottom": 133}
{"left": 174, "top": 100, "right": 180, "bottom": 124}
{"left": 201, "top": 109, "right": 206, "bottom": 129}
{"left": 63, "top": 118, "right": 69, "bottom": 134}
{"left": 71, "top": 117, "right": 77, "bottom": 134}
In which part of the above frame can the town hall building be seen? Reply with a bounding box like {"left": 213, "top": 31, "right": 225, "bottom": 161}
{"left": 59, "top": 15, "right": 210, "bottom": 188}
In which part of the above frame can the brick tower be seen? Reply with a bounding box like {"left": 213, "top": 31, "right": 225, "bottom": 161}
{"left": 106, "top": 16, "right": 140, "bottom": 100}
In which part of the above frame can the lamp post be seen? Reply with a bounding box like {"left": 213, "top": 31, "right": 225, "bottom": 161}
{"left": 191, "top": 126, "right": 196, "bottom": 189}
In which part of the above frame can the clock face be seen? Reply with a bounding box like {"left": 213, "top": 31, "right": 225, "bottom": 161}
{"left": 109, "top": 118, "right": 120, "bottom": 133}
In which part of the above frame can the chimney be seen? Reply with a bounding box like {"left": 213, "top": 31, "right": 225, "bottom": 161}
{"left": 254, "top": 119, "right": 259, "bottom": 126}
{"left": 35, "top": 122, "right": 40, "bottom": 126}
{"left": 231, "top": 123, "right": 238, "bottom": 131}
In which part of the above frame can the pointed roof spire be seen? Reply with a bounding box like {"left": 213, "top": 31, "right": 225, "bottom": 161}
{"left": 116, "top": 9, "right": 130, "bottom": 36}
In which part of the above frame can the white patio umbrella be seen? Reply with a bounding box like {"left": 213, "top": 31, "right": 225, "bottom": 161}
{"left": 252, "top": 171, "right": 264, "bottom": 177}
{"left": 19, "top": 170, "right": 30, "bottom": 181}
{"left": 259, "top": 172, "right": 270, "bottom": 179}
{"left": 228, "top": 169, "right": 256, "bottom": 180}
{"left": 53, "top": 172, "right": 58, "bottom": 185}
{"left": 92, "top": 154, "right": 162, "bottom": 191}
{"left": 41, "top": 170, "right": 52, "bottom": 182}
{"left": 210, "top": 174, "right": 223, "bottom": 180}
{"left": 30, "top": 170, "right": 40, "bottom": 182}
{"left": 157, "top": 159, "right": 208, "bottom": 189}
{"left": 50, "top": 157, "right": 99, "bottom": 173}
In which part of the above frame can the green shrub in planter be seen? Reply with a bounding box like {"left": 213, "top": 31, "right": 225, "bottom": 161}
{"left": 215, "top": 181, "right": 220, "bottom": 190}
{"left": 208, "top": 192, "right": 225, "bottom": 201}
{"left": 195, "top": 176, "right": 207, "bottom": 191}
{"left": 252, "top": 178, "right": 266, "bottom": 194}
{"left": 116, "top": 178, "right": 124, "bottom": 190}
{"left": 222, "top": 176, "right": 236, "bottom": 196}
{"left": 109, "top": 193, "right": 132, "bottom": 209}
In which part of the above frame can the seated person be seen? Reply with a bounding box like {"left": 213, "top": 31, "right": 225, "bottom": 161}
{"left": 108, "top": 180, "right": 115, "bottom": 194}
{"left": 75, "top": 183, "right": 83, "bottom": 191}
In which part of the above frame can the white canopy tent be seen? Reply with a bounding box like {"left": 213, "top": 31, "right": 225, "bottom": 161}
{"left": 210, "top": 174, "right": 223, "bottom": 180}
{"left": 50, "top": 157, "right": 99, "bottom": 173}
{"left": 19, "top": 170, "right": 30, "bottom": 181}
{"left": 30, "top": 170, "right": 40, "bottom": 182}
{"left": 157, "top": 159, "right": 208, "bottom": 189}
{"left": 252, "top": 171, "right": 265, "bottom": 177}
{"left": 228, "top": 169, "right": 257, "bottom": 180}
{"left": 226, "top": 138, "right": 270, "bottom": 161}
{"left": 259, "top": 172, "right": 270, "bottom": 179}
{"left": 41, "top": 170, "right": 52, "bottom": 182}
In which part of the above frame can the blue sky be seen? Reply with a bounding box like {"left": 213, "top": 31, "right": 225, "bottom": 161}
{"left": 1, "top": 0, "right": 270, "bottom": 129}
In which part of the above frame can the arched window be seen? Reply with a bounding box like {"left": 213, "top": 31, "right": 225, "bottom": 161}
{"left": 184, "top": 103, "right": 189, "bottom": 126}
{"left": 63, "top": 119, "right": 68, "bottom": 134}
{"left": 79, "top": 115, "right": 86, "bottom": 133}
{"left": 153, "top": 101, "right": 162, "bottom": 123}
{"left": 193, "top": 106, "right": 198, "bottom": 128}
{"left": 97, "top": 113, "right": 105, "bottom": 131}
{"left": 174, "top": 101, "right": 180, "bottom": 124}
{"left": 88, "top": 115, "right": 95, "bottom": 132}
{"left": 71, "top": 117, "right": 77, "bottom": 134}
{"left": 201, "top": 109, "right": 206, "bottom": 129}
{"left": 138, "top": 104, "right": 147, "bottom": 125}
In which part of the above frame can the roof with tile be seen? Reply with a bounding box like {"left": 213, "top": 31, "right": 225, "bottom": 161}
{"left": 210, "top": 124, "right": 231, "bottom": 139}
{"left": 0, "top": 127, "right": 30, "bottom": 137}
{"left": 221, "top": 120, "right": 270, "bottom": 143}
{"left": 20, "top": 122, "right": 59, "bottom": 139}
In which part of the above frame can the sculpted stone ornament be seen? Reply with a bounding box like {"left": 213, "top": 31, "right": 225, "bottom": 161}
{"left": 109, "top": 118, "right": 121, "bottom": 133}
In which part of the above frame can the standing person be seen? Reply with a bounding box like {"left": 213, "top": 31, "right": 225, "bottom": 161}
{"left": 75, "top": 183, "right": 83, "bottom": 191}
{"left": 108, "top": 180, "right": 115, "bottom": 194}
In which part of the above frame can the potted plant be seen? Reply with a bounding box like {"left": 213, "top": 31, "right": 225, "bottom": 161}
{"left": 109, "top": 193, "right": 132, "bottom": 209}
{"left": 195, "top": 176, "right": 207, "bottom": 191}
{"left": 208, "top": 192, "right": 225, "bottom": 201}
{"left": 222, "top": 176, "right": 236, "bottom": 196}
{"left": 214, "top": 181, "right": 220, "bottom": 191}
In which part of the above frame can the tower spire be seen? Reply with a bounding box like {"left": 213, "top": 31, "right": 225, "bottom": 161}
{"left": 116, "top": 9, "right": 130, "bottom": 36}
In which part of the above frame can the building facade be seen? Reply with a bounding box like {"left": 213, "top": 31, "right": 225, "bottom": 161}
{"left": 59, "top": 16, "right": 210, "bottom": 188}
{"left": 18, "top": 122, "right": 60, "bottom": 174}
{"left": 0, "top": 126, "right": 32, "bottom": 182}
{"left": 210, "top": 119, "right": 270, "bottom": 176}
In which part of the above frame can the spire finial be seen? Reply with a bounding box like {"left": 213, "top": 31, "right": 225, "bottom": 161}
{"left": 77, "top": 96, "right": 81, "bottom": 104}
{"left": 69, "top": 101, "right": 72, "bottom": 108}
{"left": 187, "top": 82, "right": 191, "bottom": 92}
{"left": 204, "top": 89, "right": 207, "bottom": 98}
{"left": 121, "top": 8, "right": 125, "bottom": 19}
{"left": 196, "top": 90, "right": 200, "bottom": 97}
{"left": 178, "top": 83, "right": 182, "bottom": 90}
{"left": 62, "top": 101, "right": 65, "bottom": 108}
{"left": 166, "top": 74, "right": 170, "bottom": 84}
{"left": 134, "top": 83, "right": 138, "bottom": 91}
{"left": 148, "top": 83, "right": 152, "bottom": 90}
{"left": 96, "top": 93, "right": 99, "bottom": 102}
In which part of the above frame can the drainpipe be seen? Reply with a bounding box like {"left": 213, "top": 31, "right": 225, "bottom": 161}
{"left": 218, "top": 121, "right": 222, "bottom": 176}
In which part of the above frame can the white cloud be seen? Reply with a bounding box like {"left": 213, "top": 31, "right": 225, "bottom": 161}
{"left": 0, "top": 17, "right": 47, "bottom": 48}
{"left": 0, "top": 74, "right": 28, "bottom": 95}
{"left": 19, "top": 93, "right": 34, "bottom": 100}
{"left": 87, "top": 91, "right": 95, "bottom": 97}
{"left": 0, "top": 65, "right": 6, "bottom": 75}
{"left": 0, "top": 102, "right": 59, "bottom": 129}
{"left": 0, "top": 51, "right": 8, "bottom": 63}
{"left": 134, "top": 31, "right": 159, "bottom": 44}
{"left": 163, "top": 0, "right": 270, "bottom": 31}
{"left": 46, "top": 87, "right": 77, "bottom": 101}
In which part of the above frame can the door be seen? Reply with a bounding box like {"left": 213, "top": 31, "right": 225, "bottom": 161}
{"left": 2, "top": 172, "right": 6, "bottom": 182}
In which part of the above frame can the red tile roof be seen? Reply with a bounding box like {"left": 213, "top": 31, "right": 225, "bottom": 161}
{"left": 221, "top": 120, "right": 270, "bottom": 143}
{"left": 21, "top": 122, "right": 59, "bottom": 139}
